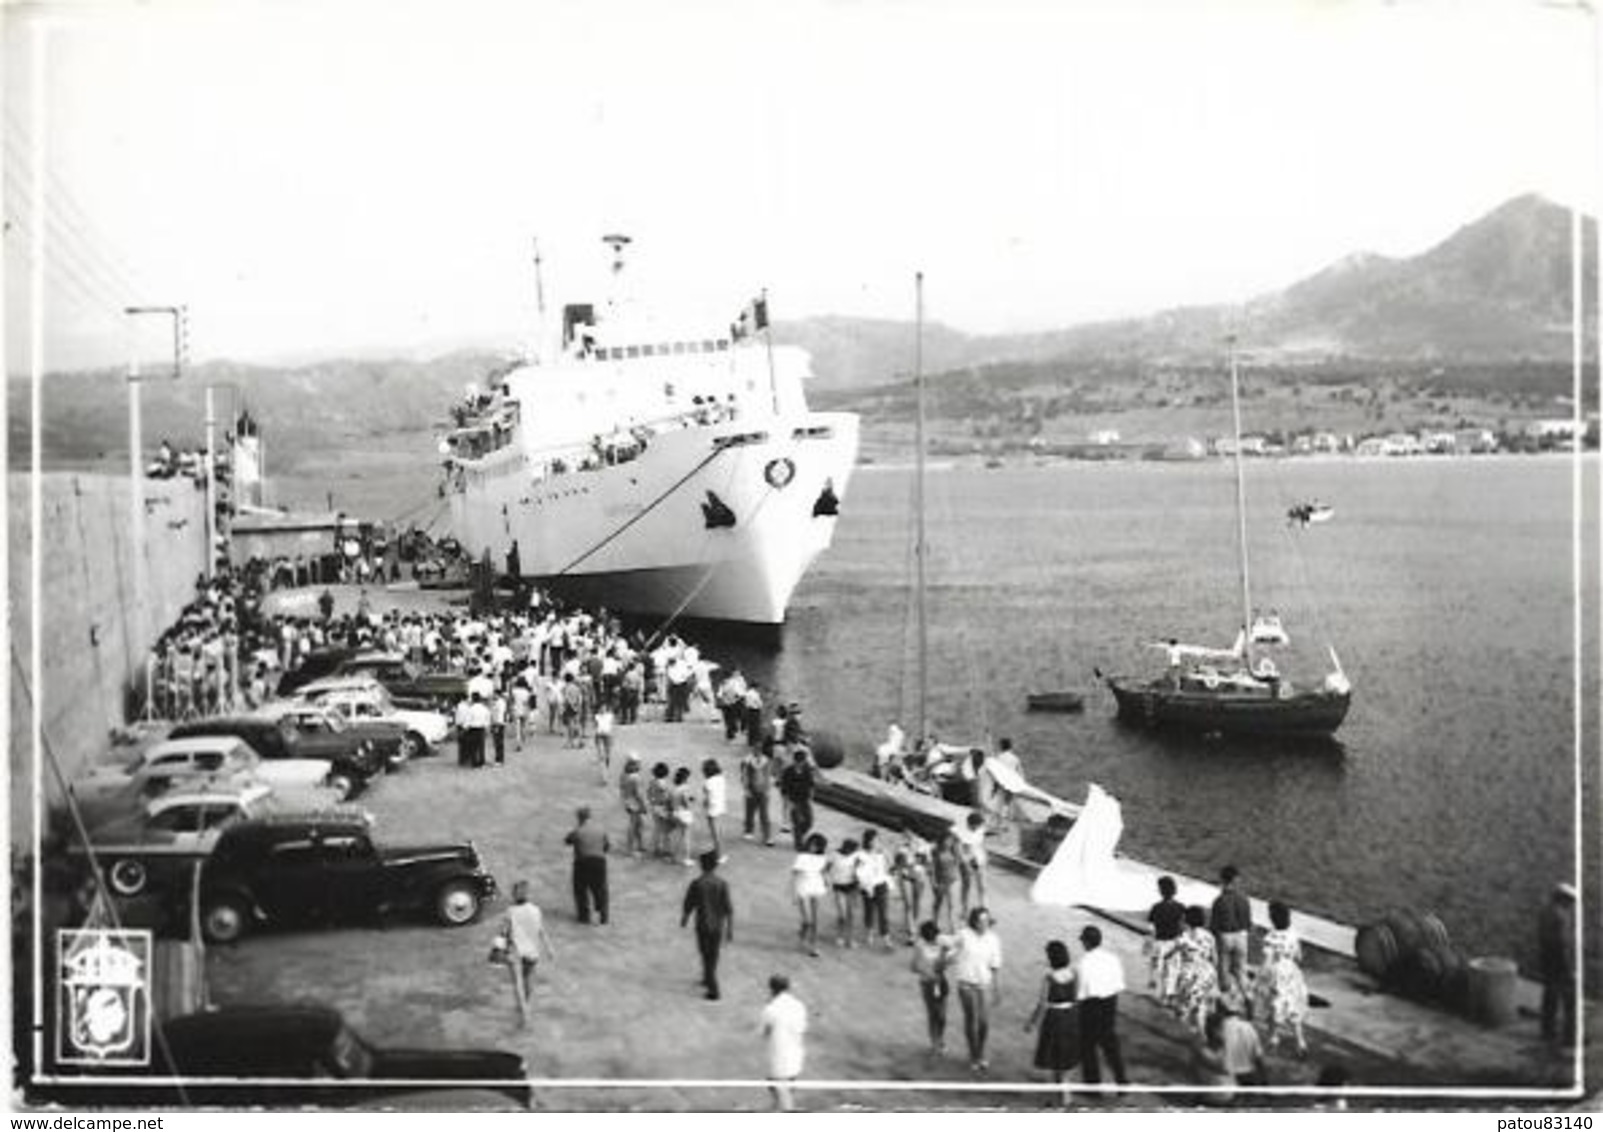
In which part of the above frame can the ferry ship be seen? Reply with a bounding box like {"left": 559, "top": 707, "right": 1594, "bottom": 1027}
{"left": 438, "top": 236, "right": 859, "bottom": 627}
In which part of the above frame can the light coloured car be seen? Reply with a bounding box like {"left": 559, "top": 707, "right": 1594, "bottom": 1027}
{"left": 72, "top": 736, "right": 334, "bottom": 827}
{"left": 74, "top": 783, "right": 366, "bottom": 897}
{"left": 296, "top": 679, "right": 452, "bottom": 755}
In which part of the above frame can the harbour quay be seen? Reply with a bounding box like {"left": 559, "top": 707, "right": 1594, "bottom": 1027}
{"left": 174, "top": 599, "right": 1584, "bottom": 1111}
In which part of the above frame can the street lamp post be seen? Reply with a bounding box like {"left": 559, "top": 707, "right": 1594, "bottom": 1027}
{"left": 124, "top": 304, "right": 185, "bottom": 718}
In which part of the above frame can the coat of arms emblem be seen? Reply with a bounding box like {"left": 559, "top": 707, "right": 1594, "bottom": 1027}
{"left": 57, "top": 929, "right": 151, "bottom": 1066}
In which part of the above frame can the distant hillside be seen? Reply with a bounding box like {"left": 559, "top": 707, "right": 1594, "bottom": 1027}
{"left": 780, "top": 194, "right": 1598, "bottom": 381}
{"left": 11, "top": 194, "right": 1593, "bottom": 469}
{"left": 9, "top": 351, "right": 511, "bottom": 471}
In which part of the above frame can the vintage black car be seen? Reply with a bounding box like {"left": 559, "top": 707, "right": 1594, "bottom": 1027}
{"left": 194, "top": 813, "right": 496, "bottom": 943}
{"left": 333, "top": 652, "right": 470, "bottom": 710}
{"left": 275, "top": 646, "right": 358, "bottom": 697}
{"left": 168, "top": 715, "right": 384, "bottom": 799}
{"left": 54, "top": 1004, "right": 530, "bottom": 1108}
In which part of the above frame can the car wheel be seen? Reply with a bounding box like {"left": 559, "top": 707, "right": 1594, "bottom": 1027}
{"left": 435, "top": 880, "right": 481, "bottom": 926}
{"left": 108, "top": 858, "right": 148, "bottom": 897}
{"left": 202, "top": 895, "right": 250, "bottom": 943}
{"left": 327, "top": 772, "right": 355, "bottom": 801}
{"left": 400, "top": 732, "right": 423, "bottom": 762}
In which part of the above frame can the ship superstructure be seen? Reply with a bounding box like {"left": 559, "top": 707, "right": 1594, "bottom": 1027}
{"left": 439, "top": 237, "right": 858, "bottom": 626}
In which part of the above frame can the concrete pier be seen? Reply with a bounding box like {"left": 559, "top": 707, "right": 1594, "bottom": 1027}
{"left": 198, "top": 690, "right": 1592, "bottom": 1110}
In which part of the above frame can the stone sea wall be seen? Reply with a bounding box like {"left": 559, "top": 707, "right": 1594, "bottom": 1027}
{"left": 7, "top": 472, "right": 208, "bottom": 849}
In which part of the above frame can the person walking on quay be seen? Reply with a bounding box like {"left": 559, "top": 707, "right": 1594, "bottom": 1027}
{"left": 930, "top": 831, "right": 960, "bottom": 933}
{"left": 489, "top": 685, "right": 508, "bottom": 766}
{"left": 760, "top": 974, "right": 808, "bottom": 1112}
{"left": 593, "top": 703, "right": 616, "bottom": 784}
{"left": 1173, "top": 905, "right": 1221, "bottom": 1034}
{"left": 893, "top": 829, "right": 932, "bottom": 943}
{"left": 701, "top": 758, "right": 728, "bottom": 862}
{"left": 911, "top": 919, "right": 953, "bottom": 1057}
{"left": 857, "top": 828, "right": 893, "bottom": 950}
{"left": 739, "top": 742, "right": 774, "bottom": 846}
{"left": 560, "top": 673, "right": 584, "bottom": 747}
{"left": 952, "top": 906, "right": 1002, "bottom": 1075}
{"left": 564, "top": 806, "right": 610, "bottom": 925}
{"left": 1538, "top": 881, "right": 1578, "bottom": 1047}
{"left": 1075, "top": 924, "right": 1130, "bottom": 1093}
{"left": 644, "top": 761, "right": 671, "bottom": 858}
{"left": 779, "top": 746, "right": 816, "bottom": 850}
{"left": 462, "top": 692, "right": 491, "bottom": 769}
{"left": 1025, "top": 940, "right": 1081, "bottom": 1107}
{"left": 1210, "top": 865, "right": 1252, "bottom": 997}
{"left": 499, "top": 880, "right": 556, "bottom": 1027}
{"left": 954, "top": 810, "right": 989, "bottom": 920}
{"left": 1147, "top": 875, "right": 1186, "bottom": 1009}
{"left": 717, "top": 670, "right": 747, "bottom": 741}
{"left": 826, "top": 838, "right": 861, "bottom": 948}
{"left": 1252, "top": 900, "right": 1310, "bottom": 1057}
{"left": 510, "top": 675, "right": 533, "bottom": 750}
{"left": 670, "top": 766, "right": 697, "bottom": 866}
{"left": 619, "top": 755, "right": 648, "bottom": 858}
{"left": 1220, "top": 995, "right": 1268, "bottom": 1088}
{"left": 743, "top": 682, "right": 765, "bottom": 748}
{"left": 792, "top": 833, "right": 829, "bottom": 957}
{"left": 681, "top": 850, "right": 735, "bottom": 1000}
{"left": 544, "top": 671, "right": 562, "bottom": 734}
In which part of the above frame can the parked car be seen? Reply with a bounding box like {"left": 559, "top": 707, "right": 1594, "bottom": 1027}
{"left": 68, "top": 736, "right": 334, "bottom": 828}
{"left": 275, "top": 646, "right": 358, "bottom": 697}
{"left": 167, "top": 716, "right": 383, "bottom": 800}
{"left": 295, "top": 680, "right": 452, "bottom": 755}
{"left": 193, "top": 812, "right": 497, "bottom": 943}
{"left": 61, "top": 1004, "right": 530, "bottom": 1108}
{"left": 332, "top": 652, "right": 469, "bottom": 711}
{"left": 71, "top": 783, "right": 278, "bottom": 898}
{"left": 250, "top": 700, "right": 414, "bottom": 770}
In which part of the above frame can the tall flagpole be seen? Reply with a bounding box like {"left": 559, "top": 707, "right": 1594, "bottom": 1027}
{"left": 914, "top": 272, "right": 928, "bottom": 747}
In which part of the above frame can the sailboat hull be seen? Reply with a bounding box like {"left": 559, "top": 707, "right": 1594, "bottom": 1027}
{"left": 1106, "top": 678, "right": 1351, "bottom": 738}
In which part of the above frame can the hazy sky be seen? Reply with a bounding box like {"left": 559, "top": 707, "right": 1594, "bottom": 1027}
{"left": 3, "top": 0, "right": 1598, "bottom": 370}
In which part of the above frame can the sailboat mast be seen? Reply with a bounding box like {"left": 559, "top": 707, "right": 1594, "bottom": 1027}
{"left": 914, "top": 272, "right": 928, "bottom": 745}
{"left": 1228, "top": 334, "right": 1254, "bottom": 670}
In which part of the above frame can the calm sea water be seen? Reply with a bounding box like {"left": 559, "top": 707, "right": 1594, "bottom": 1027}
{"left": 723, "top": 455, "right": 1599, "bottom": 981}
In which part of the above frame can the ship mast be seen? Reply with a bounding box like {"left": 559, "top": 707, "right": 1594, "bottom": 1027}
{"left": 1228, "top": 334, "right": 1254, "bottom": 672}
{"left": 914, "top": 271, "right": 928, "bottom": 746}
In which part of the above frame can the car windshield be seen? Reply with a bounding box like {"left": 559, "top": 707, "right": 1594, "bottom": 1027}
{"left": 319, "top": 712, "right": 347, "bottom": 732}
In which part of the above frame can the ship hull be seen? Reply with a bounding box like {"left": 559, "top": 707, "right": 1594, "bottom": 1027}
{"left": 1106, "top": 677, "right": 1351, "bottom": 738}
{"left": 446, "top": 412, "right": 858, "bottom": 626}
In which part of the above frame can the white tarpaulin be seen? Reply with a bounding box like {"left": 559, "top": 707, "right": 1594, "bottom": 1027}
{"left": 1030, "top": 784, "right": 1216, "bottom": 911}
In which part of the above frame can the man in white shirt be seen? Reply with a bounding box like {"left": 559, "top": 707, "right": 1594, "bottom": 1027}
{"left": 951, "top": 907, "right": 1002, "bottom": 1074}
{"left": 760, "top": 975, "right": 808, "bottom": 1111}
{"left": 1074, "top": 925, "right": 1130, "bottom": 1090}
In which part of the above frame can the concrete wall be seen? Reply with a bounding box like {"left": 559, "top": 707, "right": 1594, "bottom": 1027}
{"left": 8, "top": 473, "right": 208, "bottom": 849}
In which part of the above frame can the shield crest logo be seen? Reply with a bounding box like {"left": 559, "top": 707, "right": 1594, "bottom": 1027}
{"left": 57, "top": 929, "right": 151, "bottom": 1066}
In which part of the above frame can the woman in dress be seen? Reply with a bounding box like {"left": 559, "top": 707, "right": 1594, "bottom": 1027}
{"left": 670, "top": 766, "right": 697, "bottom": 866}
{"left": 792, "top": 833, "right": 829, "bottom": 956}
{"left": 1172, "top": 904, "right": 1221, "bottom": 1034}
{"left": 1252, "top": 900, "right": 1310, "bottom": 1057}
{"left": 1147, "top": 875, "right": 1186, "bottom": 1010}
{"left": 1024, "top": 939, "right": 1079, "bottom": 1105}
{"left": 646, "top": 762, "right": 672, "bottom": 858}
{"left": 826, "top": 839, "right": 861, "bottom": 947}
